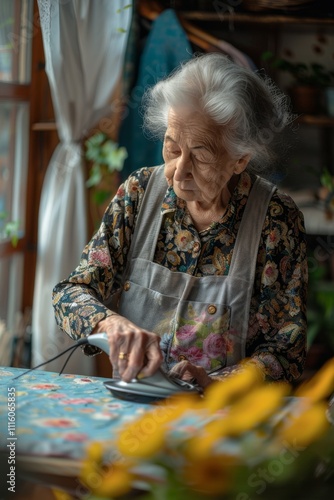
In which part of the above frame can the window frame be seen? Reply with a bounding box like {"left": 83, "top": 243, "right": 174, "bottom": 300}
{"left": 0, "top": 0, "right": 57, "bottom": 325}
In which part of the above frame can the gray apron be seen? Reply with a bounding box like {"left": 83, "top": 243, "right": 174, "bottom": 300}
{"left": 115, "top": 166, "right": 276, "bottom": 372}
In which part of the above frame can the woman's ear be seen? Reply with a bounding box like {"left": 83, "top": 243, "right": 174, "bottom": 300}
{"left": 235, "top": 154, "right": 251, "bottom": 174}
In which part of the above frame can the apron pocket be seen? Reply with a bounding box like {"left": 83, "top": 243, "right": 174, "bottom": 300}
{"left": 119, "top": 280, "right": 232, "bottom": 372}
{"left": 167, "top": 300, "right": 231, "bottom": 371}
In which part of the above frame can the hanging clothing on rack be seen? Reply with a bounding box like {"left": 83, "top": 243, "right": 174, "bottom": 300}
{"left": 118, "top": 9, "right": 193, "bottom": 180}
{"left": 179, "top": 17, "right": 257, "bottom": 71}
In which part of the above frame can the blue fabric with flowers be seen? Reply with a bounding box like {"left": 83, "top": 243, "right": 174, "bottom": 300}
{"left": 0, "top": 367, "right": 151, "bottom": 460}
{"left": 1, "top": 366, "right": 334, "bottom": 468}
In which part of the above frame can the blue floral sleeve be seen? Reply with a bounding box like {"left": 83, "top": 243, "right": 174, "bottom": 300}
{"left": 246, "top": 191, "right": 308, "bottom": 382}
{"left": 52, "top": 167, "right": 154, "bottom": 341}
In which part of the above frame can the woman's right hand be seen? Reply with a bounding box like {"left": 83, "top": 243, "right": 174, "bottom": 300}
{"left": 93, "top": 315, "right": 163, "bottom": 382}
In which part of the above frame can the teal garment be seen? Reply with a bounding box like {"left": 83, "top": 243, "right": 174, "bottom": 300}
{"left": 118, "top": 9, "right": 193, "bottom": 180}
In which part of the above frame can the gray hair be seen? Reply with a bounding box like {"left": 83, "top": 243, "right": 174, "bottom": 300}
{"left": 142, "top": 52, "right": 294, "bottom": 173}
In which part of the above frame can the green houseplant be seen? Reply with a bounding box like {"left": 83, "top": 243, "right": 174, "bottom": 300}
{"left": 0, "top": 212, "right": 20, "bottom": 247}
{"left": 318, "top": 167, "right": 334, "bottom": 218}
{"left": 85, "top": 132, "right": 127, "bottom": 227}
{"left": 262, "top": 51, "right": 334, "bottom": 114}
{"left": 262, "top": 51, "right": 334, "bottom": 87}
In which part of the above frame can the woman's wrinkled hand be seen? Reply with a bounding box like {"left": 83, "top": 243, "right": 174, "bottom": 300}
{"left": 93, "top": 315, "right": 163, "bottom": 382}
{"left": 168, "top": 360, "right": 213, "bottom": 389}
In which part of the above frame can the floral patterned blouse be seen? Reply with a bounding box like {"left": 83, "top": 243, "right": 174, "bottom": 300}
{"left": 53, "top": 167, "right": 308, "bottom": 383}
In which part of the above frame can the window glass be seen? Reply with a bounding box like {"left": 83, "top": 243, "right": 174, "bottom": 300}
{"left": 0, "top": 253, "right": 23, "bottom": 331}
{"left": 0, "top": 102, "right": 29, "bottom": 237}
{"left": 0, "top": 0, "right": 34, "bottom": 84}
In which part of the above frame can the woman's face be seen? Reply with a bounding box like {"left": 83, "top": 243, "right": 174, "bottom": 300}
{"left": 163, "top": 108, "right": 248, "bottom": 207}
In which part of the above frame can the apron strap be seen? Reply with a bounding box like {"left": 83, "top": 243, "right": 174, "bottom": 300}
{"left": 227, "top": 176, "right": 276, "bottom": 360}
{"left": 124, "top": 165, "right": 166, "bottom": 268}
{"left": 229, "top": 175, "right": 276, "bottom": 281}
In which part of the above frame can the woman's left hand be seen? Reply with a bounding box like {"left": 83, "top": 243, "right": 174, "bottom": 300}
{"left": 168, "top": 360, "right": 213, "bottom": 390}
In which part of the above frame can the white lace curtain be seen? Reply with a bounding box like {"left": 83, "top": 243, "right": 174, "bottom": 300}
{"left": 32, "top": 0, "right": 132, "bottom": 373}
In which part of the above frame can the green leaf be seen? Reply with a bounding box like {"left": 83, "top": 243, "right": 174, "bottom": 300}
{"left": 86, "top": 164, "right": 102, "bottom": 188}
{"left": 210, "top": 359, "right": 222, "bottom": 369}
{"left": 320, "top": 167, "right": 334, "bottom": 190}
{"left": 93, "top": 190, "right": 111, "bottom": 206}
{"left": 261, "top": 51, "right": 334, "bottom": 86}
{"left": 101, "top": 140, "right": 117, "bottom": 161}
{"left": 10, "top": 234, "right": 19, "bottom": 247}
{"left": 0, "top": 17, "right": 14, "bottom": 30}
{"left": 306, "top": 313, "right": 321, "bottom": 348}
{"left": 116, "top": 5, "right": 132, "bottom": 13}
{"left": 261, "top": 50, "right": 274, "bottom": 62}
{"left": 196, "top": 325, "right": 209, "bottom": 338}
{"left": 106, "top": 146, "right": 128, "bottom": 172}
{"left": 85, "top": 133, "right": 127, "bottom": 173}
{"left": 86, "top": 132, "right": 105, "bottom": 148}
{"left": 4, "top": 220, "right": 20, "bottom": 247}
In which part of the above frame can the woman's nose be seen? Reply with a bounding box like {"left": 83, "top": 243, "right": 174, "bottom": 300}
{"left": 174, "top": 155, "right": 192, "bottom": 181}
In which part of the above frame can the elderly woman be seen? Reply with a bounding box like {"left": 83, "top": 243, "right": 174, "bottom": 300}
{"left": 53, "top": 53, "right": 308, "bottom": 389}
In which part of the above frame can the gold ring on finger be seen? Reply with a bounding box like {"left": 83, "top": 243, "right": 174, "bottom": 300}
{"left": 118, "top": 352, "right": 128, "bottom": 360}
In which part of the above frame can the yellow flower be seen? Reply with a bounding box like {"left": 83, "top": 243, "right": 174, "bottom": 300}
{"left": 117, "top": 410, "right": 168, "bottom": 459}
{"left": 185, "top": 420, "right": 229, "bottom": 459}
{"left": 202, "top": 362, "right": 264, "bottom": 413}
{"left": 117, "top": 392, "right": 204, "bottom": 460}
{"left": 52, "top": 490, "right": 73, "bottom": 500}
{"left": 295, "top": 357, "right": 334, "bottom": 403}
{"left": 182, "top": 454, "right": 236, "bottom": 496}
{"left": 186, "top": 383, "right": 288, "bottom": 459}
{"left": 82, "top": 462, "right": 133, "bottom": 498}
{"left": 81, "top": 442, "right": 103, "bottom": 481}
{"left": 80, "top": 443, "right": 133, "bottom": 498}
{"left": 166, "top": 392, "right": 202, "bottom": 415}
{"left": 224, "top": 383, "right": 289, "bottom": 435}
{"left": 87, "top": 441, "right": 104, "bottom": 463}
{"left": 278, "top": 401, "right": 329, "bottom": 448}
